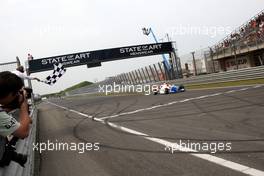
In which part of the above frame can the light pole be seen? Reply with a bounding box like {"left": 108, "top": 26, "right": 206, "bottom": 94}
{"left": 191, "top": 51, "right": 198, "bottom": 76}
{"left": 165, "top": 33, "right": 170, "bottom": 42}
{"left": 209, "top": 47, "right": 216, "bottom": 73}
{"left": 142, "top": 27, "right": 171, "bottom": 71}
{"left": 232, "top": 40, "right": 238, "bottom": 70}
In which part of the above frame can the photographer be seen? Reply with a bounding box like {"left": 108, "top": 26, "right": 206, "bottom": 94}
{"left": 0, "top": 71, "right": 31, "bottom": 139}
{"left": 0, "top": 71, "right": 32, "bottom": 167}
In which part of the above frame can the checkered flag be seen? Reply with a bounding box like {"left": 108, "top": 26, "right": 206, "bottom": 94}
{"left": 41, "top": 63, "right": 66, "bottom": 85}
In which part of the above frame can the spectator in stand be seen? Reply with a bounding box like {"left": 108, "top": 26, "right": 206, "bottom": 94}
{"left": 259, "top": 20, "right": 264, "bottom": 34}
{"left": 251, "top": 20, "right": 257, "bottom": 29}
{"left": 213, "top": 10, "right": 264, "bottom": 54}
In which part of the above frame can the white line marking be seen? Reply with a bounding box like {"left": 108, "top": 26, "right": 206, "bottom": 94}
{"left": 253, "top": 85, "right": 262, "bottom": 89}
{"left": 166, "top": 101, "right": 178, "bottom": 105}
{"left": 240, "top": 87, "right": 250, "bottom": 91}
{"left": 226, "top": 90, "right": 237, "bottom": 94}
{"left": 237, "top": 87, "right": 250, "bottom": 91}
{"left": 45, "top": 100, "right": 264, "bottom": 176}
{"left": 195, "top": 95, "right": 210, "bottom": 99}
{"left": 208, "top": 92, "right": 223, "bottom": 97}
{"left": 179, "top": 98, "right": 192, "bottom": 103}
{"left": 100, "top": 92, "right": 224, "bottom": 120}
{"left": 98, "top": 87, "right": 258, "bottom": 120}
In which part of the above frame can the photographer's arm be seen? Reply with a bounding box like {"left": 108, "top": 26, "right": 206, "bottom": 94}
{"left": 12, "top": 100, "right": 31, "bottom": 139}
{"left": 22, "top": 73, "right": 40, "bottom": 82}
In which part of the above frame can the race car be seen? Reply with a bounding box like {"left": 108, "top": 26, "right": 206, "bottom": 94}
{"left": 153, "top": 83, "right": 185, "bottom": 95}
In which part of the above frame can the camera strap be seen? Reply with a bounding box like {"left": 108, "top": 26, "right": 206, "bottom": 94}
{"left": 0, "top": 137, "right": 7, "bottom": 161}
{"left": 0, "top": 107, "right": 7, "bottom": 160}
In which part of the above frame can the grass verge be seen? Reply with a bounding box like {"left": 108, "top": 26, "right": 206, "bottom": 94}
{"left": 185, "top": 78, "right": 264, "bottom": 89}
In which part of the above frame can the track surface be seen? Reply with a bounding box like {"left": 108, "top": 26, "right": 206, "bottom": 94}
{"left": 37, "top": 85, "right": 264, "bottom": 176}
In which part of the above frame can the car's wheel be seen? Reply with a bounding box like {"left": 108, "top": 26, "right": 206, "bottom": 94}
{"left": 179, "top": 85, "right": 185, "bottom": 92}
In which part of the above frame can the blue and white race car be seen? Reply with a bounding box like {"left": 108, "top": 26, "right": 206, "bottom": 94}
{"left": 153, "top": 83, "right": 185, "bottom": 95}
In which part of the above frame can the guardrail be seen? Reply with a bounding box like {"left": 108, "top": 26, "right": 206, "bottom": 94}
{"left": 0, "top": 108, "right": 38, "bottom": 176}
{"left": 167, "top": 65, "right": 264, "bottom": 86}
{"left": 67, "top": 65, "right": 264, "bottom": 96}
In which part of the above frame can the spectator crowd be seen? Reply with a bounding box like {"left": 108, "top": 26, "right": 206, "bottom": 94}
{"left": 212, "top": 10, "right": 264, "bottom": 54}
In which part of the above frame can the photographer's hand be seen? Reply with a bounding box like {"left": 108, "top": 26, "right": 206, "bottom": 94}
{"left": 35, "top": 78, "right": 40, "bottom": 82}
{"left": 12, "top": 89, "right": 32, "bottom": 139}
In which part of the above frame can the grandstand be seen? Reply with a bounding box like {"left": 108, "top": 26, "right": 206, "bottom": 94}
{"left": 208, "top": 9, "right": 264, "bottom": 71}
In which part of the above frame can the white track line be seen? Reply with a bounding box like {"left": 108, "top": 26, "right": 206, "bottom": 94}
{"left": 45, "top": 99, "right": 264, "bottom": 176}
{"left": 98, "top": 86, "right": 256, "bottom": 121}
{"left": 253, "top": 85, "right": 262, "bottom": 89}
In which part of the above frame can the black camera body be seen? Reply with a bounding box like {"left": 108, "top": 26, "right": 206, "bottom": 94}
{"left": 0, "top": 137, "right": 27, "bottom": 167}
{"left": 24, "top": 87, "right": 33, "bottom": 99}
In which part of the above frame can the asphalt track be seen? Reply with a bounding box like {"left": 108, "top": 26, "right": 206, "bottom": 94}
{"left": 37, "top": 85, "right": 264, "bottom": 176}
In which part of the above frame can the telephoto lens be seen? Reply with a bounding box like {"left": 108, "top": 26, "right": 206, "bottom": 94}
{"left": 24, "top": 87, "right": 33, "bottom": 99}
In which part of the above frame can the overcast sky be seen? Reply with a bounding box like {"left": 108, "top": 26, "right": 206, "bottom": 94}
{"left": 1, "top": 0, "right": 264, "bottom": 95}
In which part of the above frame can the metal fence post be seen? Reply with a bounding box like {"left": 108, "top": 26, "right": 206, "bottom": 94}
{"left": 170, "top": 51, "right": 180, "bottom": 79}
{"left": 119, "top": 74, "right": 124, "bottom": 84}
{"left": 24, "top": 60, "right": 35, "bottom": 105}
{"left": 125, "top": 73, "right": 131, "bottom": 84}
{"left": 113, "top": 76, "right": 118, "bottom": 84}
{"left": 159, "top": 62, "right": 168, "bottom": 80}
{"left": 137, "top": 69, "right": 144, "bottom": 83}
{"left": 149, "top": 65, "right": 156, "bottom": 82}
{"left": 129, "top": 72, "right": 135, "bottom": 84}
{"left": 117, "top": 75, "right": 122, "bottom": 84}
{"left": 191, "top": 51, "right": 198, "bottom": 76}
{"left": 158, "top": 62, "right": 166, "bottom": 81}
{"left": 141, "top": 68, "right": 148, "bottom": 83}
{"left": 121, "top": 74, "right": 127, "bottom": 84}
{"left": 153, "top": 64, "right": 161, "bottom": 82}
{"left": 115, "top": 75, "right": 119, "bottom": 84}
{"left": 132, "top": 71, "right": 139, "bottom": 84}
{"left": 135, "top": 70, "right": 141, "bottom": 84}
{"left": 16, "top": 56, "right": 21, "bottom": 67}
{"left": 163, "top": 62, "right": 170, "bottom": 80}
{"left": 209, "top": 48, "right": 216, "bottom": 73}
{"left": 145, "top": 67, "right": 152, "bottom": 82}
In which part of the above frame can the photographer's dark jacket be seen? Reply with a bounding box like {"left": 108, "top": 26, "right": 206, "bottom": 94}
{"left": 0, "top": 107, "right": 20, "bottom": 137}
